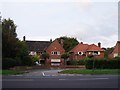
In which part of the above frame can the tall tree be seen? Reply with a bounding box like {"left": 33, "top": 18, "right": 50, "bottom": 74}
{"left": 2, "top": 18, "right": 18, "bottom": 58}
{"left": 57, "top": 36, "right": 79, "bottom": 52}
{"left": 2, "top": 18, "right": 34, "bottom": 68}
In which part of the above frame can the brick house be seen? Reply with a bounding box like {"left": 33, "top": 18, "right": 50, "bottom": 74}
{"left": 69, "top": 42, "right": 105, "bottom": 60}
{"left": 24, "top": 36, "right": 65, "bottom": 66}
{"left": 108, "top": 41, "right": 120, "bottom": 58}
{"left": 45, "top": 39, "right": 65, "bottom": 66}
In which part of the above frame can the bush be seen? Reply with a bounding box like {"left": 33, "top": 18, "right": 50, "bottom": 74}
{"left": 85, "top": 58, "right": 120, "bottom": 69}
{"left": 40, "top": 59, "right": 45, "bottom": 64}
{"left": 21, "top": 56, "right": 34, "bottom": 66}
{"left": 2, "top": 58, "right": 17, "bottom": 69}
{"left": 69, "top": 60, "right": 78, "bottom": 65}
{"left": 78, "top": 59, "right": 86, "bottom": 65}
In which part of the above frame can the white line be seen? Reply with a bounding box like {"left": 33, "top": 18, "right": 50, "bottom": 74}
{"left": 58, "top": 78, "right": 109, "bottom": 81}
{"left": 42, "top": 72, "right": 45, "bottom": 76}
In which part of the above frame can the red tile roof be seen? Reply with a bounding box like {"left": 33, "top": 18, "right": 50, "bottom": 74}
{"left": 70, "top": 43, "right": 104, "bottom": 52}
{"left": 87, "top": 44, "right": 104, "bottom": 51}
{"left": 112, "top": 41, "right": 120, "bottom": 54}
{"left": 70, "top": 44, "right": 88, "bottom": 52}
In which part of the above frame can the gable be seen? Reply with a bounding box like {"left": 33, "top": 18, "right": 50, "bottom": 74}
{"left": 112, "top": 41, "right": 120, "bottom": 55}
{"left": 46, "top": 39, "right": 65, "bottom": 52}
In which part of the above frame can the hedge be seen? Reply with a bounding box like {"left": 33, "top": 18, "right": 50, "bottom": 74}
{"left": 2, "top": 58, "right": 18, "bottom": 69}
{"left": 85, "top": 57, "right": 120, "bottom": 69}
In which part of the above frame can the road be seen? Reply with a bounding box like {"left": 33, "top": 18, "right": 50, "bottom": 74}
{"left": 2, "top": 69, "right": 119, "bottom": 88}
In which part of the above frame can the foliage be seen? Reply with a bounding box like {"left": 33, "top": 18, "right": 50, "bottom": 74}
{"left": 2, "top": 18, "right": 18, "bottom": 58}
{"left": 31, "top": 55, "right": 39, "bottom": 62}
{"left": 85, "top": 57, "right": 120, "bottom": 69}
{"left": 41, "top": 51, "right": 49, "bottom": 60}
{"left": 2, "top": 18, "right": 34, "bottom": 69}
{"left": 69, "top": 60, "right": 78, "bottom": 65}
{"left": 2, "top": 58, "right": 19, "bottom": 69}
{"left": 61, "top": 52, "right": 70, "bottom": 59}
{"left": 57, "top": 36, "right": 79, "bottom": 52}
{"left": 104, "top": 47, "right": 114, "bottom": 58}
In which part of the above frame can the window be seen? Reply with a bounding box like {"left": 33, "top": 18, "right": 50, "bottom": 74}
{"left": 114, "top": 53, "right": 118, "bottom": 57}
{"left": 89, "top": 51, "right": 100, "bottom": 55}
{"left": 78, "top": 51, "right": 83, "bottom": 55}
{"left": 51, "top": 51, "right": 60, "bottom": 55}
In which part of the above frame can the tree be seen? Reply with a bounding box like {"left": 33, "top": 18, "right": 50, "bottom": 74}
{"left": 57, "top": 36, "right": 79, "bottom": 52}
{"left": 2, "top": 18, "right": 34, "bottom": 68}
{"left": 2, "top": 18, "right": 18, "bottom": 58}
{"left": 41, "top": 51, "right": 49, "bottom": 64}
{"left": 104, "top": 47, "right": 114, "bottom": 58}
{"left": 61, "top": 52, "right": 70, "bottom": 65}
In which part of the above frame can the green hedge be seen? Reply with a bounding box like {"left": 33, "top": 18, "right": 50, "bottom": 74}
{"left": 2, "top": 58, "right": 18, "bottom": 69}
{"left": 2, "top": 56, "right": 34, "bottom": 69}
{"left": 85, "top": 57, "right": 120, "bottom": 69}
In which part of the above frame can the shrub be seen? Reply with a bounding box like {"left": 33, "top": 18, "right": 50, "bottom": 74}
{"left": 40, "top": 59, "right": 45, "bottom": 64}
{"left": 2, "top": 58, "right": 17, "bottom": 69}
{"left": 69, "top": 60, "right": 78, "bottom": 65}
{"left": 21, "top": 56, "right": 34, "bottom": 66}
{"left": 85, "top": 58, "right": 120, "bottom": 69}
{"left": 78, "top": 59, "right": 86, "bottom": 65}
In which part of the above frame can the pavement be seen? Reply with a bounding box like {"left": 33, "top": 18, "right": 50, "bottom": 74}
{"left": 2, "top": 69, "right": 120, "bottom": 88}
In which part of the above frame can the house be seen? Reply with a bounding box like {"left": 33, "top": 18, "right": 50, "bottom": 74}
{"left": 108, "top": 41, "right": 120, "bottom": 58}
{"left": 24, "top": 36, "right": 51, "bottom": 56}
{"left": 24, "top": 36, "right": 65, "bottom": 66}
{"left": 69, "top": 42, "right": 105, "bottom": 60}
{"left": 45, "top": 39, "right": 65, "bottom": 66}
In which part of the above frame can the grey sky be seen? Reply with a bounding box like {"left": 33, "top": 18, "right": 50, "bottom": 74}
{"left": 1, "top": 0, "right": 119, "bottom": 48}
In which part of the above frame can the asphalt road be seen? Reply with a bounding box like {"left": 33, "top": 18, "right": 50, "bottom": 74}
{"left": 2, "top": 69, "right": 119, "bottom": 88}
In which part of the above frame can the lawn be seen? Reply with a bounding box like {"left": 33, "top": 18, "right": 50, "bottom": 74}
{"left": 0, "top": 70, "right": 24, "bottom": 75}
{"left": 59, "top": 69, "right": 120, "bottom": 74}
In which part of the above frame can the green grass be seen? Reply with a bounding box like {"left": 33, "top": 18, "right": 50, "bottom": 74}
{"left": 0, "top": 70, "right": 24, "bottom": 75}
{"left": 59, "top": 69, "right": 120, "bottom": 74}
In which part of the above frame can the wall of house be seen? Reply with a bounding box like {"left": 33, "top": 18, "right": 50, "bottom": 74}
{"left": 45, "top": 40, "right": 65, "bottom": 66}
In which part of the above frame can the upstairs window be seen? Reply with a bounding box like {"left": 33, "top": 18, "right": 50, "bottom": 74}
{"left": 89, "top": 51, "right": 100, "bottom": 55}
{"left": 51, "top": 51, "right": 60, "bottom": 55}
{"left": 78, "top": 51, "right": 83, "bottom": 55}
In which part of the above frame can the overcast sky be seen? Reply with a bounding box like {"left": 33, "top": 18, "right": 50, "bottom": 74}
{"left": 1, "top": 0, "right": 119, "bottom": 48}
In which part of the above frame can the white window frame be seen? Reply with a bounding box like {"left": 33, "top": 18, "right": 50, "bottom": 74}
{"left": 78, "top": 51, "right": 83, "bottom": 55}
{"left": 51, "top": 51, "right": 60, "bottom": 55}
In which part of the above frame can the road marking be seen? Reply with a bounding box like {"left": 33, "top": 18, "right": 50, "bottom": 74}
{"left": 42, "top": 72, "right": 45, "bottom": 76}
{"left": 59, "top": 78, "right": 109, "bottom": 81}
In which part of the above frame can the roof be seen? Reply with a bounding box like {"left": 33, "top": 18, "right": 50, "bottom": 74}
{"left": 70, "top": 44, "right": 88, "bottom": 52}
{"left": 45, "top": 39, "right": 65, "bottom": 52}
{"left": 112, "top": 41, "right": 120, "bottom": 54}
{"left": 70, "top": 43, "right": 104, "bottom": 52}
{"left": 25, "top": 40, "right": 51, "bottom": 52}
{"left": 87, "top": 44, "right": 105, "bottom": 51}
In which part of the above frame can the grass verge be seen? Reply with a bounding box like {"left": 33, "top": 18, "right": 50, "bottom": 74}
{"left": 59, "top": 69, "right": 120, "bottom": 74}
{"left": 0, "top": 70, "right": 24, "bottom": 75}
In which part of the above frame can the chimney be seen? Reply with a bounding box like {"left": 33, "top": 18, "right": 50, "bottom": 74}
{"left": 98, "top": 42, "right": 101, "bottom": 48}
{"left": 80, "top": 42, "right": 83, "bottom": 44}
{"left": 60, "top": 39, "right": 64, "bottom": 47}
{"left": 23, "top": 36, "right": 26, "bottom": 41}
{"left": 50, "top": 39, "right": 52, "bottom": 43}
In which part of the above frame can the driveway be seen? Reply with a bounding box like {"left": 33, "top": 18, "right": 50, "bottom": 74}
{"left": 21, "top": 68, "right": 64, "bottom": 77}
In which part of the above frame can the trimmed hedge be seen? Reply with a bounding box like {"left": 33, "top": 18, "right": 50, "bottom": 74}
{"left": 85, "top": 57, "right": 120, "bottom": 69}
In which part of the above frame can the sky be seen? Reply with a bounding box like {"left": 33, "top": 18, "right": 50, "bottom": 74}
{"left": 1, "top": 0, "right": 119, "bottom": 48}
